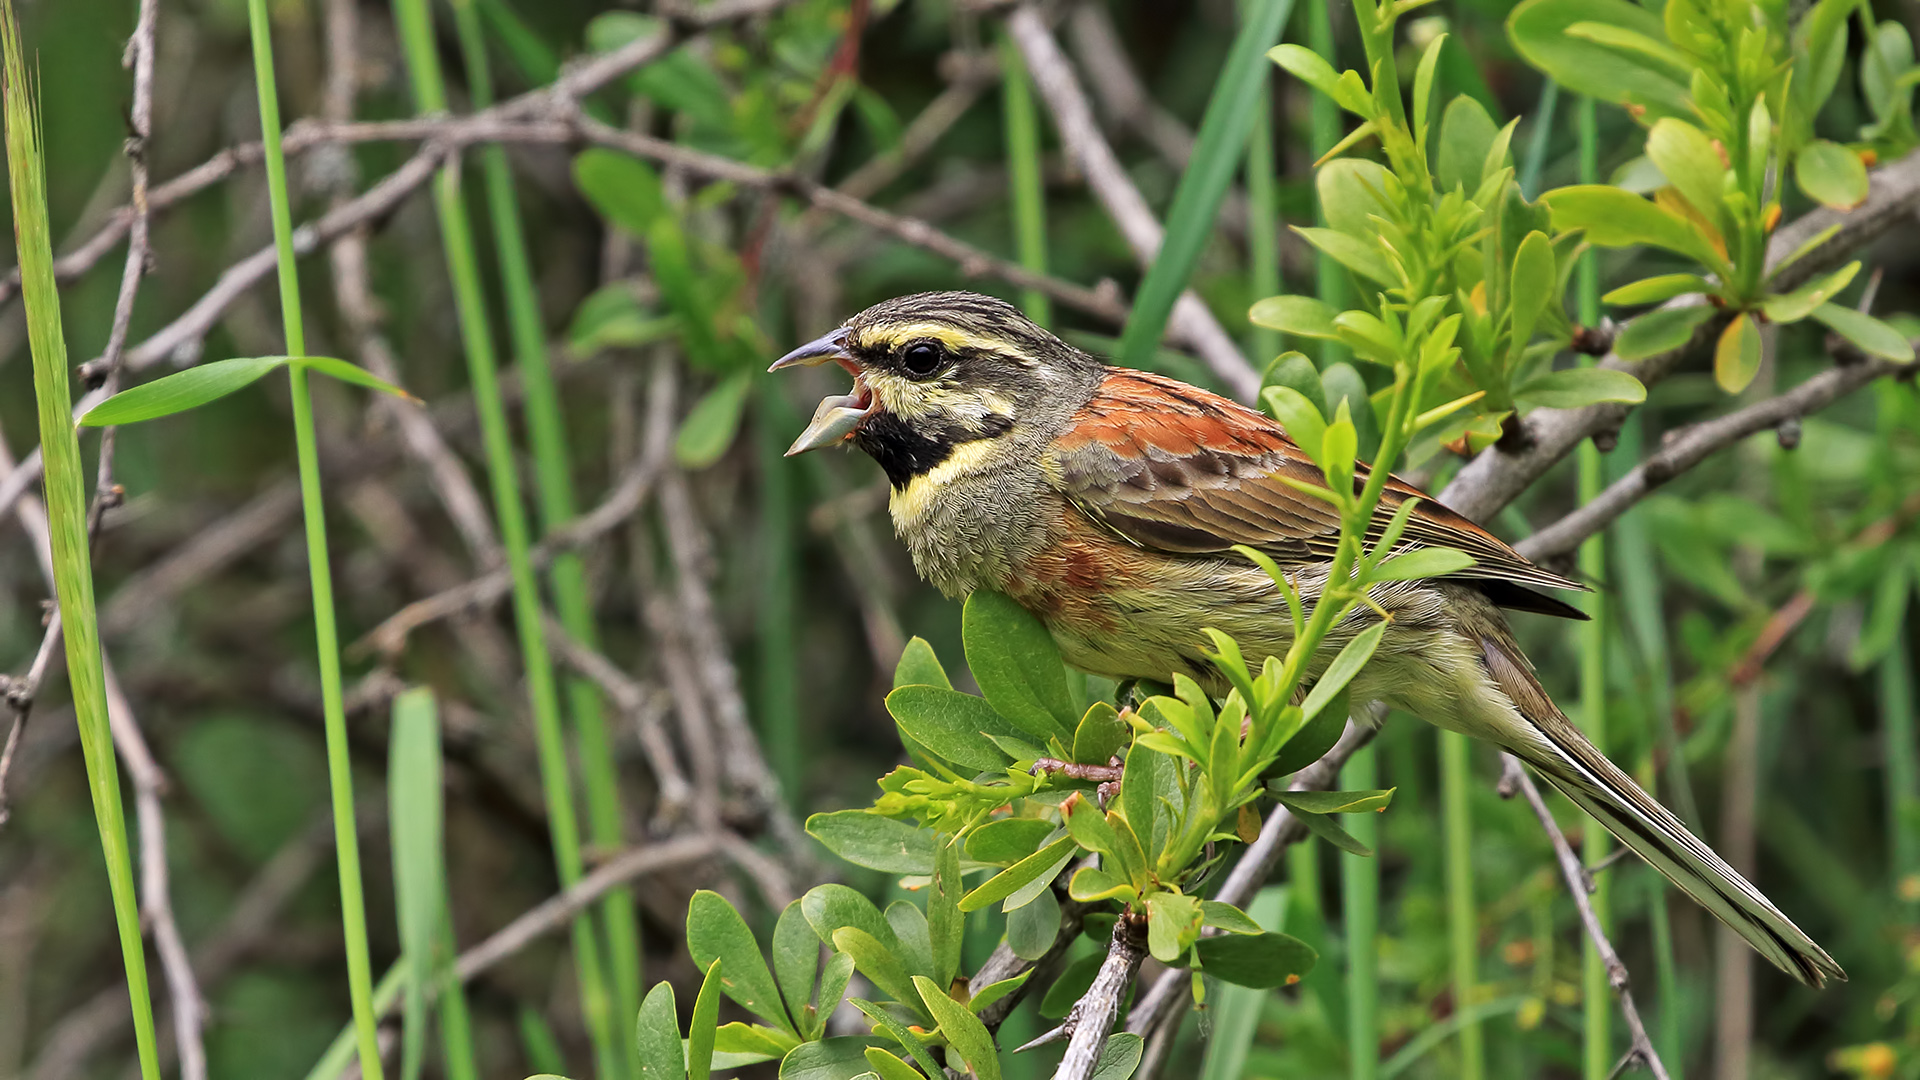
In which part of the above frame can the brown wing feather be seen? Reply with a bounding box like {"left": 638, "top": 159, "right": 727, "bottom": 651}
{"left": 1049, "top": 368, "right": 1586, "bottom": 610}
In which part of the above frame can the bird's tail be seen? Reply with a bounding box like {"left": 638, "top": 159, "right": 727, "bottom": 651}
{"left": 1478, "top": 631, "right": 1845, "bottom": 988}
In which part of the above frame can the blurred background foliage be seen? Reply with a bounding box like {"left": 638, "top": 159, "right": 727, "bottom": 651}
{"left": 0, "top": 0, "right": 1915, "bottom": 1078}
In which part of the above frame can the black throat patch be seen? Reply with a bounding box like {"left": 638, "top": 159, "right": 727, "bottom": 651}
{"left": 854, "top": 411, "right": 1011, "bottom": 489}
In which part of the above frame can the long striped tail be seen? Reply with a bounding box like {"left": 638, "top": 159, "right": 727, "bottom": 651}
{"left": 1480, "top": 633, "right": 1845, "bottom": 987}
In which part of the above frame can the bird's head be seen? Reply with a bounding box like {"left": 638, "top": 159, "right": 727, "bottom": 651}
{"left": 769, "top": 291, "right": 1103, "bottom": 487}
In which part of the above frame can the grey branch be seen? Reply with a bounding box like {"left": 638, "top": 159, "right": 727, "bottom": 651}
{"left": 1006, "top": 4, "right": 1261, "bottom": 400}
{"left": 1517, "top": 355, "right": 1908, "bottom": 563}
{"left": 1053, "top": 915, "right": 1148, "bottom": 1080}
{"left": 1500, "top": 754, "right": 1672, "bottom": 1080}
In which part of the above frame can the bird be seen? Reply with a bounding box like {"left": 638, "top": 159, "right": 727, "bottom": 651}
{"left": 770, "top": 289, "right": 1844, "bottom": 988}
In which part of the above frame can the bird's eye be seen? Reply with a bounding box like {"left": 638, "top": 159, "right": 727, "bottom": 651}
{"left": 900, "top": 341, "right": 945, "bottom": 377}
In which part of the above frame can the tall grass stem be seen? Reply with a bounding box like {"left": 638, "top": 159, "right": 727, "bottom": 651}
{"left": 389, "top": 0, "right": 624, "bottom": 1073}
{"left": 246, "top": 3, "right": 384, "bottom": 1075}
{"left": 1000, "top": 29, "right": 1051, "bottom": 327}
{"left": 3, "top": 5, "right": 162, "bottom": 1077}
{"left": 449, "top": 0, "right": 645, "bottom": 1044}
{"left": 1343, "top": 743, "right": 1380, "bottom": 1080}
{"left": 1441, "top": 731, "right": 1483, "bottom": 1079}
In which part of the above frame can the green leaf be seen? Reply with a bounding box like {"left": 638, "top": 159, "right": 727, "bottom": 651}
{"left": 913, "top": 976, "right": 1002, "bottom": 1080}
{"left": 1006, "top": 886, "right": 1062, "bottom": 960}
{"left": 772, "top": 902, "right": 821, "bottom": 1039}
{"left": 777, "top": 1038, "right": 888, "bottom": 1080}
{"left": 1249, "top": 295, "right": 1339, "bottom": 339}
{"left": 999, "top": 842, "right": 1077, "bottom": 912}
{"left": 676, "top": 372, "right": 752, "bottom": 468}
{"left": 892, "top": 637, "right": 952, "bottom": 691}
{"left": 1261, "top": 352, "right": 1329, "bottom": 417}
{"left": 1507, "top": 0, "right": 1692, "bottom": 117}
{"left": 1412, "top": 33, "right": 1446, "bottom": 140}
{"left": 573, "top": 149, "right": 667, "bottom": 235}
{"left": 688, "top": 890, "right": 793, "bottom": 1035}
{"left": 566, "top": 284, "right": 676, "bottom": 356}
{"left": 849, "top": 1000, "right": 944, "bottom": 1079}
{"left": 965, "top": 818, "right": 1057, "bottom": 865}
{"left": 1316, "top": 158, "right": 1396, "bottom": 240}
{"left": 967, "top": 970, "right": 1033, "bottom": 1017}
{"left": 1602, "top": 274, "right": 1715, "bottom": 306}
{"left": 1436, "top": 95, "right": 1498, "bottom": 193}
{"left": 959, "top": 836, "right": 1076, "bottom": 912}
{"left": 860, "top": 1048, "right": 924, "bottom": 1080}
{"left": 885, "top": 686, "right": 1021, "bottom": 771}
{"left": 1540, "top": 185, "right": 1726, "bottom": 271}
{"left": 1269, "top": 693, "right": 1345, "bottom": 776}
{"left": 1794, "top": 140, "right": 1869, "bottom": 211}
{"left": 832, "top": 927, "right": 919, "bottom": 1008}
{"left": 1288, "top": 808, "right": 1372, "bottom": 856}
{"left": 963, "top": 591, "right": 1077, "bottom": 743}
{"left": 1760, "top": 262, "right": 1860, "bottom": 323}
{"left": 635, "top": 982, "right": 683, "bottom": 1080}
{"left": 1507, "top": 231, "right": 1557, "bottom": 363}
{"left": 711, "top": 1023, "right": 797, "bottom": 1061}
{"left": 1067, "top": 865, "right": 1137, "bottom": 904}
{"left": 1372, "top": 546, "right": 1477, "bottom": 581}
{"left": 1811, "top": 303, "right": 1916, "bottom": 362}
{"left": 1200, "top": 900, "right": 1266, "bottom": 935}
{"left": 885, "top": 901, "right": 935, "bottom": 986}
{"left": 1275, "top": 788, "right": 1395, "bottom": 814}
{"left": 1268, "top": 44, "right": 1368, "bottom": 115}
{"left": 689, "top": 959, "right": 724, "bottom": 1080}
{"left": 1261, "top": 386, "right": 1328, "bottom": 464}
{"left": 1644, "top": 117, "right": 1729, "bottom": 232}
{"left": 389, "top": 688, "right": 445, "bottom": 1080}
{"left": 1115, "top": 0, "right": 1293, "bottom": 371}
{"left": 804, "top": 885, "right": 906, "bottom": 969}
{"left": 1294, "top": 226, "right": 1398, "bottom": 287}
{"left": 1712, "top": 313, "right": 1763, "bottom": 395}
{"left": 1092, "top": 1033, "right": 1145, "bottom": 1080}
{"left": 79, "top": 355, "right": 288, "bottom": 426}
{"left": 928, "top": 837, "right": 963, "bottom": 989}
{"left": 1073, "top": 702, "right": 1130, "bottom": 766}
{"left": 1192, "top": 931, "right": 1317, "bottom": 988}
{"left": 1512, "top": 367, "right": 1649, "bottom": 409}
{"left": 1300, "top": 622, "right": 1385, "bottom": 721}
{"left": 1319, "top": 363, "right": 1379, "bottom": 462}
{"left": 806, "top": 811, "right": 937, "bottom": 875}
{"left": 1146, "top": 890, "right": 1203, "bottom": 964}
{"left": 1612, "top": 305, "right": 1717, "bottom": 361}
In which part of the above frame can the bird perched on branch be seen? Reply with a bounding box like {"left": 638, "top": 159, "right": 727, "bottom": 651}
{"left": 772, "top": 290, "right": 1843, "bottom": 987}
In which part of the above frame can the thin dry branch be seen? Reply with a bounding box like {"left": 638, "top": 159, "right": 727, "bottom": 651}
{"left": 1005, "top": 4, "right": 1260, "bottom": 399}
{"left": 1499, "top": 754, "right": 1672, "bottom": 1080}
{"left": 1517, "top": 355, "right": 1908, "bottom": 563}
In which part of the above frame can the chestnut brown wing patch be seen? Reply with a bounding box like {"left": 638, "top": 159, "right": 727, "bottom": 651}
{"left": 1049, "top": 368, "right": 1586, "bottom": 600}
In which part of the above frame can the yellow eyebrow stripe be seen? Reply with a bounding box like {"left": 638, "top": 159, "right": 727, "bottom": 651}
{"left": 858, "top": 321, "right": 1036, "bottom": 365}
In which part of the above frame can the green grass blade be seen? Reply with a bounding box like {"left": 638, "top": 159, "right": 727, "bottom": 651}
{"left": 2, "top": 6, "right": 161, "bottom": 1078}
{"left": 450, "top": 0, "right": 645, "bottom": 1052}
{"left": 1309, "top": 0, "right": 1347, "bottom": 368}
{"left": 1244, "top": 8, "right": 1281, "bottom": 365}
{"left": 1000, "top": 28, "right": 1051, "bottom": 326}
{"left": 1198, "top": 886, "right": 1288, "bottom": 1080}
{"left": 390, "top": 689, "right": 445, "bottom": 1080}
{"left": 1343, "top": 742, "right": 1379, "bottom": 1080}
{"left": 247, "top": 3, "right": 384, "bottom": 1076}
{"left": 1441, "top": 731, "right": 1483, "bottom": 1079}
{"left": 1574, "top": 93, "right": 1613, "bottom": 1080}
{"left": 1117, "top": 0, "right": 1294, "bottom": 370}
{"left": 388, "top": 2, "right": 624, "bottom": 1075}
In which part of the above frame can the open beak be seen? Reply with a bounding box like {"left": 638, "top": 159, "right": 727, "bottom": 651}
{"left": 769, "top": 328, "right": 877, "bottom": 456}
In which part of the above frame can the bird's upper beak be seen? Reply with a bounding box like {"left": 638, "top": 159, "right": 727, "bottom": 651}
{"left": 769, "top": 328, "right": 877, "bottom": 456}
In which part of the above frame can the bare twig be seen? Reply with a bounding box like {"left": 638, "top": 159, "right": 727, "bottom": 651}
{"left": 543, "top": 616, "right": 693, "bottom": 822}
{"left": 1499, "top": 754, "right": 1672, "bottom": 1080}
{"left": 1006, "top": 4, "right": 1259, "bottom": 399}
{"left": 1053, "top": 914, "right": 1148, "bottom": 1080}
{"left": 85, "top": 0, "right": 160, "bottom": 545}
{"left": 1516, "top": 356, "right": 1907, "bottom": 563}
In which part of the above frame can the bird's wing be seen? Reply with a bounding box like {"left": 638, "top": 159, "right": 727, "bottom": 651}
{"left": 1046, "top": 368, "right": 1586, "bottom": 604}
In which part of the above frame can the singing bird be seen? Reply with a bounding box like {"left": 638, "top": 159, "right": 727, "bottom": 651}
{"left": 772, "top": 290, "right": 1843, "bottom": 987}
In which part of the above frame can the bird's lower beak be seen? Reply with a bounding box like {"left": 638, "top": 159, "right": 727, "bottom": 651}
{"left": 770, "top": 328, "right": 878, "bottom": 456}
